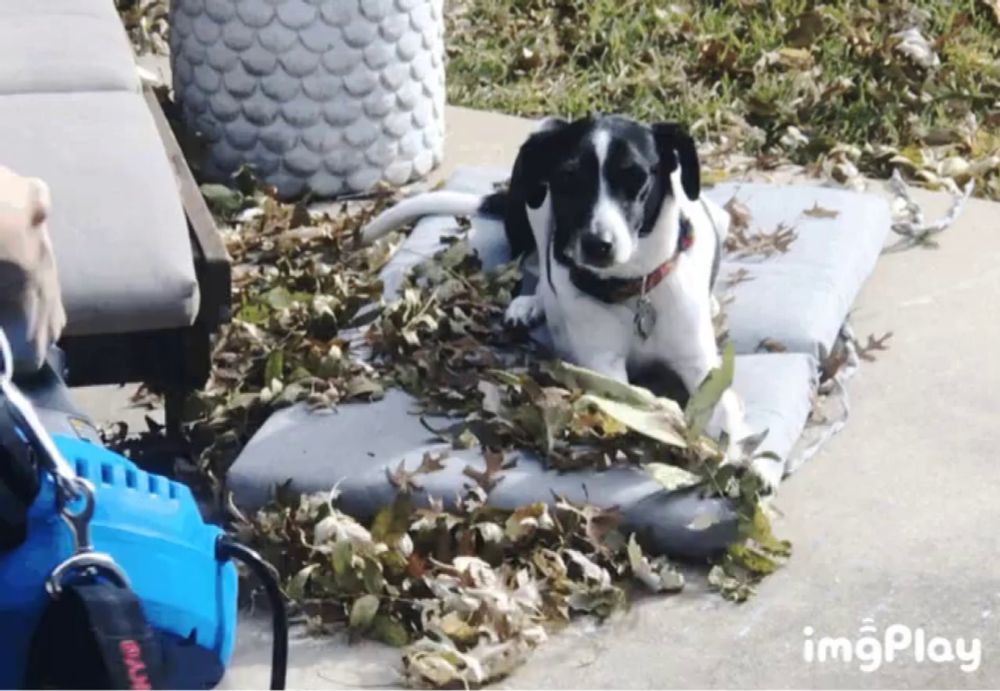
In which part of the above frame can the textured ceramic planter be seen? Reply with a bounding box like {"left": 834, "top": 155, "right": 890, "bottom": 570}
{"left": 170, "top": 0, "right": 445, "bottom": 198}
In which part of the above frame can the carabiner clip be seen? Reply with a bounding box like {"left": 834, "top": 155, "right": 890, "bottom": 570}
{"left": 46, "top": 477, "right": 130, "bottom": 596}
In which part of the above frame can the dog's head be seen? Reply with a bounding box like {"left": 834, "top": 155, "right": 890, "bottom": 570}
{"left": 515, "top": 115, "right": 700, "bottom": 275}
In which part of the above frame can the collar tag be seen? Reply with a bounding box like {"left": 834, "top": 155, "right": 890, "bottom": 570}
{"left": 634, "top": 277, "right": 657, "bottom": 339}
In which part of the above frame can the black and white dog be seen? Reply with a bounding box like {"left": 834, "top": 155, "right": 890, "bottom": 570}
{"left": 362, "top": 115, "right": 755, "bottom": 460}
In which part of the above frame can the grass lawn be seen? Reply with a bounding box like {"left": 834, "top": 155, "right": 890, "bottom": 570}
{"left": 445, "top": 0, "right": 1000, "bottom": 197}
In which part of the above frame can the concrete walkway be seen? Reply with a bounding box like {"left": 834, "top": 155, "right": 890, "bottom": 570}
{"left": 504, "top": 186, "right": 1000, "bottom": 688}
{"left": 83, "top": 107, "right": 1000, "bottom": 688}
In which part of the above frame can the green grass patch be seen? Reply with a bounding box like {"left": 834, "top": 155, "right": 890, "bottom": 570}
{"left": 445, "top": 0, "right": 1000, "bottom": 197}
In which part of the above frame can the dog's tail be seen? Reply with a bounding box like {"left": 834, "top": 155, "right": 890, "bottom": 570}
{"left": 361, "top": 190, "right": 506, "bottom": 244}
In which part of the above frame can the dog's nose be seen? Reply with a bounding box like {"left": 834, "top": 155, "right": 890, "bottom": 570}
{"left": 581, "top": 233, "right": 614, "bottom": 265}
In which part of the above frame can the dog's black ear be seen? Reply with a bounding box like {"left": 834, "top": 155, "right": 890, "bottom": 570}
{"left": 535, "top": 116, "right": 569, "bottom": 134}
{"left": 652, "top": 122, "right": 700, "bottom": 201}
{"left": 515, "top": 119, "right": 570, "bottom": 208}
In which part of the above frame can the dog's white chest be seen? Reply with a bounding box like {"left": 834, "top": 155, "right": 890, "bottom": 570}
{"left": 540, "top": 266, "right": 702, "bottom": 369}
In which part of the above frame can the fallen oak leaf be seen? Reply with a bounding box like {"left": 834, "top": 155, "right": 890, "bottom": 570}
{"left": 545, "top": 361, "right": 658, "bottom": 408}
{"left": 756, "top": 338, "right": 787, "bottom": 353}
{"left": 803, "top": 202, "right": 840, "bottom": 219}
{"left": 707, "top": 564, "right": 755, "bottom": 603}
{"left": 371, "top": 614, "right": 410, "bottom": 647}
{"left": 784, "top": 9, "right": 826, "bottom": 47}
{"left": 564, "top": 549, "right": 611, "bottom": 586}
{"left": 627, "top": 534, "right": 685, "bottom": 593}
{"left": 286, "top": 563, "right": 320, "bottom": 601}
{"left": 435, "top": 611, "right": 481, "bottom": 646}
{"left": 453, "top": 428, "right": 479, "bottom": 449}
{"left": 723, "top": 196, "right": 752, "bottom": 233}
{"left": 743, "top": 503, "right": 792, "bottom": 558}
{"left": 416, "top": 451, "right": 447, "bottom": 475}
{"left": 775, "top": 46, "right": 813, "bottom": 70}
{"left": 200, "top": 182, "right": 246, "bottom": 219}
{"left": 371, "top": 492, "right": 414, "bottom": 542}
{"left": 891, "top": 27, "right": 941, "bottom": 69}
{"left": 727, "top": 543, "right": 781, "bottom": 576}
{"left": 856, "top": 331, "right": 893, "bottom": 362}
{"left": 686, "top": 505, "right": 729, "bottom": 531}
{"left": 385, "top": 461, "right": 421, "bottom": 493}
{"left": 462, "top": 448, "right": 514, "bottom": 492}
{"left": 505, "top": 502, "right": 555, "bottom": 541}
{"left": 555, "top": 498, "right": 622, "bottom": 555}
{"left": 818, "top": 339, "right": 850, "bottom": 382}
{"left": 478, "top": 379, "right": 503, "bottom": 414}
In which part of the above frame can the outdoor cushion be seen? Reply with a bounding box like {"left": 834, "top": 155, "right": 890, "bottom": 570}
{"left": 229, "top": 350, "right": 814, "bottom": 560}
{"left": 229, "top": 169, "right": 888, "bottom": 558}
{"left": 0, "top": 0, "right": 139, "bottom": 96}
{"left": 229, "top": 168, "right": 890, "bottom": 557}
{"left": 0, "top": 91, "right": 199, "bottom": 336}
{"left": 709, "top": 182, "right": 891, "bottom": 358}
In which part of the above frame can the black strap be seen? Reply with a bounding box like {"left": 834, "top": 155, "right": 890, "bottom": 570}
{"left": 0, "top": 430, "right": 40, "bottom": 551}
{"left": 26, "top": 577, "right": 165, "bottom": 690}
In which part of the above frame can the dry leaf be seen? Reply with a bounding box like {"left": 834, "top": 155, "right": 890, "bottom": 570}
{"left": 803, "top": 203, "right": 840, "bottom": 219}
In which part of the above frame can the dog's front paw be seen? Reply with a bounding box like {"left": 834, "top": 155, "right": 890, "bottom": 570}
{"left": 504, "top": 295, "right": 545, "bottom": 328}
{"left": 750, "top": 455, "right": 783, "bottom": 495}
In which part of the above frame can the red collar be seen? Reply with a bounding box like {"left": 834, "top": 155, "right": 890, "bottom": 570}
{"left": 568, "top": 217, "right": 694, "bottom": 304}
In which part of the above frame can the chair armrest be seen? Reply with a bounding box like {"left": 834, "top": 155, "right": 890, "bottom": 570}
{"left": 142, "top": 86, "right": 231, "bottom": 330}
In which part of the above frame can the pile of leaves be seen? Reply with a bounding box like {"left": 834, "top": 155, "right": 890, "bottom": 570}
{"left": 181, "top": 177, "right": 403, "bottom": 481}
{"left": 115, "top": 0, "right": 168, "bottom": 56}
{"left": 166, "top": 174, "right": 789, "bottom": 685}
{"left": 236, "top": 432, "right": 786, "bottom": 688}
{"left": 446, "top": 0, "right": 1000, "bottom": 198}
{"left": 238, "top": 472, "right": 672, "bottom": 686}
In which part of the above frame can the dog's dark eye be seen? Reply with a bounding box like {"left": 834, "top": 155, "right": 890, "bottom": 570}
{"left": 617, "top": 163, "right": 649, "bottom": 198}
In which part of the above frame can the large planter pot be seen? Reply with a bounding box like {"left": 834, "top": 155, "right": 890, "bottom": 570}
{"left": 170, "top": 0, "right": 445, "bottom": 198}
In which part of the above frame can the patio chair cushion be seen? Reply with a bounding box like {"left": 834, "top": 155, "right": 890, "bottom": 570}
{"left": 0, "top": 91, "right": 199, "bottom": 336}
{"left": 229, "top": 169, "right": 889, "bottom": 558}
{"left": 0, "top": 0, "right": 139, "bottom": 96}
{"left": 229, "top": 350, "right": 814, "bottom": 559}
{"left": 709, "top": 181, "right": 891, "bottom": 358}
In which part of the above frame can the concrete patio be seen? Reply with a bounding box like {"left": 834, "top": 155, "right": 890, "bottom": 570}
{"left": 79, "top": 106, "right": 1000, "bottom": 688}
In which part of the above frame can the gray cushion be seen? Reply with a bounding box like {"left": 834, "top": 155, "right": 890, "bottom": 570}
{"left": 706, "top": 182, "right": 891, "bottom": 358}
{"left": 732, "top": 352, "right": 817, "bottom": 485}
{"left": 228, "top": 169, "right": 888, "bottom": 558}
{"left": 0, "top": 1, "right": 139, "bottom": 95}
{"left": 229, "top": 352, "right": 814, "bottom": 559}
{"left": 0, "top": 91, "right": 198, "bottom": 335}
